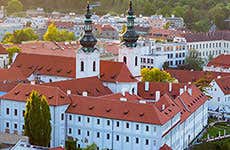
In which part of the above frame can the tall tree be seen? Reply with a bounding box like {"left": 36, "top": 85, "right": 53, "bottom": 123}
{"left": 6, "top": 0, "right": 23, "bottom": 16}
{"left": 24, "top": 90, "right": 51, "bottom": 147}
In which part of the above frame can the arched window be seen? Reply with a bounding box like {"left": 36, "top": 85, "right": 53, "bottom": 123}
{"left": 123, "top": 56, "right": 127, "bottom": 64}
{"left": 93, "top": 61, "right": 96, "bottom": 72}
{"left": 80, "top": 61, "right": 84, "bottom": 71}
{"left": 135, "top": 56, "right": 138, "bottom": 66}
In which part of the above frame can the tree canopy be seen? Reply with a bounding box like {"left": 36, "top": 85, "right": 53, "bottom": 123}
{"left": 141, "top": 68, "right": 175, "bottom": 82}
{"left": 43, "top": 23, "right": 76, "bottom": 42}
{"left": 24, "top": 90, "right": 51, "bottom": 147}
{"left": 6, "top": 0, "right": 24, "bottom": 16}
{"left": 6, "top": 46, "right": 21, "bottom": 64}
{"left": 2, "top": 28, "right": 38, "bottom": 44}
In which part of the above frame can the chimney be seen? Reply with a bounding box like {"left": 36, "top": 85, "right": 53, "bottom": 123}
{"left": 179, "top": 88, "right": 184, "bottom": 95}
{"left": 145, "top": 82, "right": 149, "bottom": 91}
{"left": 82, "top": 91, "right": 88, "bottom": 97}
{"left": 67, "top": 90, "right": 71, "bottom": 95}
{"left": 120, "top": 97, "right": 127, "bottom": 102}
{"left": 169, "top": 82, "right": 172, "bottom": 92}
{"left": 184, "top": 85, "right": 187, "bottom": 92}
{"left": 162, "top": 104, "right": 165, "bottom": 111}
{"left": 30, "top": 80, "right": 35, "bottom": 85}
{"left": 155, "top": 91, "right": 160, "bottom": 101}
{"left": 188, "top": 88, "right": 192, "bottom": 96}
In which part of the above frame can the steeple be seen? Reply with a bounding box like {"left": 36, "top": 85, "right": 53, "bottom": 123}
{"left": 122, "top": 0, "right": 139, "bottom": 47}
{"left": 80, "top": 2, "right": 97, "bottom": 52}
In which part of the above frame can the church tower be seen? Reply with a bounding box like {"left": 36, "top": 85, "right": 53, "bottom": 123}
{"left": 76, "top": 3, "right": 100, "bottom": 79}
{"left": 118, "top": 0, "right": 145, "bottom": 77}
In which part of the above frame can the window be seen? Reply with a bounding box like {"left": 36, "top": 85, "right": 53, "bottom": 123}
{"left": 126, "top": 123, "right": 129, "bottom": 128}
{"left": 116, "top": 121, "right": 119, "bottom": 127}
{"left": 154, "top": 126, "right": 156, "bottom": 132}
{"left": 6, "top": 122, "right": 9, "bottom": 128}
{"left": 68, "top": 128, "right": 72, "bottom": 134}
{"left": 97, "top": 119, "right": 100, "bottom": 125}
{"left": 107, "top": 134, "right": 110, "bottom": 139}
{"left": 145, "top": 139, "right": 149, "bottom": 145}
{"left": 22, "top": 125, "right": 25, "bottom": 130}
{"left": 6, "top": 108, "right": 9, "bottom": 115}
{"left": 87, "top": 131, "right": 90, "bottom": 136}
{"left": 97, "top": 132, "right": 100, "bottom": 138}
{"left": 78, "top": 116, "right": 81, "bottom": 122}
{"left": 153, "top": 140, "right": 156, "bottom": 146}
{"left": 146, "top": 126, "right": 149, "bottom": 132}
{"left": 69, "top": 115, "right": 72, "bottom": 121}
{"left": 80, "top": 61, "right": 84, "bottom": 71}
{"left": 61, "top": 114, "right": 64, "bottom": 120}
{"left": 93, "top": 61, "right": 96, "bottom": 72}
{"left": 78, "top": 129, "right": 81, "bottom": 135}
{"left": 87, "top": 117, "right": 90, "bottom": 123}
{"left": 14, "top": 109, "right": 17, "bottom": 116}
{"left": 107, "top": 120, "right": 110, "bottom": 126}
{"left": 136, "top": 138, "right": 139, "bottom": 144}
{"left": 14, "top": 123, "right": 17, "bottom": 129}
{"left": 116, "top": 135, "right": 119, "bottom": 141}
{"left": 135, "top": 56, "right": 138, "bottom": 66}
{"left": 136, "top": 124, "right": 139, "bottom": 130}
{"left": 126, "top": 136, "right": 129, "bottom": 142}
{"left": 123, "top": 56, "right": 127, "bottom": 64}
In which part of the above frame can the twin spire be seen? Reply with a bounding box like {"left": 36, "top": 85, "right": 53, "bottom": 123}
{"left": 80, "top": 0, "right": 139, "bottom": 50}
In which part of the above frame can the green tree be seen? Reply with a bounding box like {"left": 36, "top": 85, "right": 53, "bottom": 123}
{"left": 65, "top": 137, "right": 77, "bottom": 150}
{"left": 43, "top": 23, "right": 76, "bottom": 42}
{"left": 6, "top": 46, "right": 21, "bottom": 64}
{"left": 6, "top": 0, "right": 23, "bottom": 16}
{"left": 179, "top": 49, "right": 204, "bottom": 71}
{"left": 24, "top": 90, "right": 51, "bottom": 147}
{"left": 2, "top": 28, "right": 38, "bottom": 44}
{"left": 141, "top": 68, "right": 175, "bottom": 82}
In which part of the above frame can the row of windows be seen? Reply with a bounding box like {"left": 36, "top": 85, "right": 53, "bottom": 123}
{"left": 189, "top": 42, "right": 229, "bottom": 50}
{"left": 5, "top": 122, "right": 24, "bottom": 130}
{"left": 163, "top": 46, "right": 186, "bottom": 51}
{"left": 80, "top": 61, "right": 96, "bottom": 72}
{"left": 69, "top": 116, "right": 156, "bottom": 132}
{"left": 198, "top": 50, "right": 223, "bottom": 57}
{"left": 6, "top": 108, "right": 25, "bottom": 117}
{"left": 140, "top": 58, "right": 154, "bottom": 64}
{"left": 168, "top": 53, "right": 185, "bottom": 59}
{"left": 69, "top": 129, "right": 157, "bottom": 146}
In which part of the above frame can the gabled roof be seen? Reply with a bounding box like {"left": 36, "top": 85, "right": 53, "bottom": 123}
{"left": 43, "top": 76, "right": 112, "bottom": 97}
{"left": 0, "top": 44, "right": 7, "bottom": 54}
{"left": 100, "top": 60, "right": 137, "bottom": 82}
{"left": 215, "top": 76, "right": 230, "bottom": 95}
{"left": 66, "top": 94, "right": 180, "bottom": 125}
{"left": 207, "top": 54, "right": 230, "bottom": 69}
{"left": 0, "top": 67, "right": 27, "bottom": 82}
{"left": 174, "top": 85, "right": 208, "bottom": 123}
{"left": 12, "top": 53, "right": 136, "bottom": 83}
{"left": 166, "top": 69, "right": 230, "bottom": 83}
{"left": 1, "top": 83, "right": 71, "bottom": 106}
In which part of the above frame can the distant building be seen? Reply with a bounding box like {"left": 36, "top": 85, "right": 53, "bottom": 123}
{"left": 0, "top": 23, "right": 23, "bottom": 41}
{"left": 165, "top": 15, "right": 184, "bottom": 29}
{"left": 0, "top": 44, "right": 8, "bottom": 68}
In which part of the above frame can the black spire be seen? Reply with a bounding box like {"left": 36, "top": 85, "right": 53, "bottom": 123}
{"left": 80, "top": 2, "right": 97, "bottom": 52}
{"left": 122, "top": 0, "right": 139, "bottom": 47}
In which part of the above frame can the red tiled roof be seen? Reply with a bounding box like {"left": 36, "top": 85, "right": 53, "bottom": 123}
{"left": 66, "top": 94, "right": 180, "bottom": 125}
{"left": 49, "top": 147, "right": 64, "bottom": 150}
{"left": 12, "top": 53, "right": 136, "bottom": 83}
{"left": 43, "top": 76, "right": 112, "bottom": 97}
{"left": 100, "top": 60, "right": 137, "bottom": 82}
{"left": 215, "top": 76, "right": 230, "bottom": 95}
{"left": 166, "top": 69, "right": 230, "bottom": 83}
{"left": 160, "top": 144, "right": 172, "bottom": 150}
{"left": 174, "top": 85, "right": 208, "bottom": 123}
{"left": 0, "top": 67, "right": 27, "bottom": 82}
{"left": 207, "top": 54, "right": 230, "bottom": 69}
{"left": 0, "top": 82, "right": 19, "bottom": 92}
{"left": 101, "top": 24, "right": 116, "bottom": 31}
{"left": 1, "top": 83, "right": 71, "bottom": 106}
{"left": 183, "top": 31, "right": 230, "bottom": 42}
{"left": 0, "top": 44, "right": 7, "bottom": 54}
{"left": 99, "top": 92, "right": 142, "bottom": 102}
{"left": 48, "top": 20, "right": 75, "bottom": 28}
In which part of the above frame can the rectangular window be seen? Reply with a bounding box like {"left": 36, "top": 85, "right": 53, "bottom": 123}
{"left": 61, "top": 113, "right": 64, "bottom": 120}
{"left": 78, "top": 129, "right": 81, "bottom": 135}
{"left": 97, "top": 119, "right": 100, "bottom": 125}
{"left": 14, "top": 109, "right": 17, "bottom": 116}
{"left": 68, "top": 128, "right": 72, "bottom": 134}
{"left": 136, "top": 124, "right": 139, "bottom": 130}
{"left": 126, "top": 123, "right": 129, "bottom": 128}
{"left": 78, "top": 116, "right": 81, "bottom": 122}
{"left": 22, "top": 110, "right": 25, "bottom": 117}
{"left": 87, "top": 117, "right": 90, "bottom": 123}
{"left": 146, "top": 139, "right": 149, "bottom": 145}
{"left": 116, "top": 135, "right": 119, "bottom": 141}
{"left": 6, "top": 108, "right": 9, "bottom": 115}
{"left": 69, "top": 115, "right": 72, "bottom": 121}
{"left": 97, "top": 132, "right": 100, "bottom": 138}
{"left": 87, "top": 131, "right": 90, "bottom": 136}
{"left": 107, "top": 120, "right": 110, "bottom": 126}
{"left": 116, "top": 121, "right": 119, "bottom": 127}
{"left": 107, "top": 134, "right": 110, "bottom": 139}
{"left": 6, "top": 122, "right": 9, "bottom": 128}
{"left": 126, "top": 136, "right": 129, "bottom": 142}
{"left": 14, "top": 123, "right": 17, "bottom": 129}
{"left": 136, "top": 138, "right": 139, "bottom": 144}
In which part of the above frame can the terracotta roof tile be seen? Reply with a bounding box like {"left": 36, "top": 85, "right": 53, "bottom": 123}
{"left": 0, "top": 44, "right": 7, "bottom": 54}
{"left": 215, "top": 76, "right": 230, "bottom": 95}
{"left": 0, "top": 67, "right": 27, "bottom": 82}
{"left": 160, "top": 144, "right": 172, "bottom": 150}
{"left": 207, "top": 54, "right": 230, "bottom": 69}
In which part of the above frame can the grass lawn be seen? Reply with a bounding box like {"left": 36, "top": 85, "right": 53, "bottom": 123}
{"left": 192, "top": 138, "right": 230, "bottom": 150}
{"left": 202, "top": 122, "right": 230, "bottom": 139}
